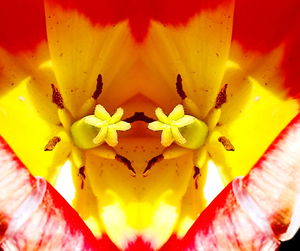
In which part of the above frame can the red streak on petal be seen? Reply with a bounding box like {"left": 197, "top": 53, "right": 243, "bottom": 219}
{"left": 0, "top": 0, "right": 47, "bottom": 53}
{"left": 48, "top": 0, "right": 228, "bottom": 42}
{"left": 0, "top": 136, "right": 100, "bottom": 250}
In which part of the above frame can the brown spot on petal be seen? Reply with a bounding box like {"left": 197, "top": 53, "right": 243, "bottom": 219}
{"left": 44, "top": 136, "right": 61, "bottom": 151}
{"left": 215, "top": 84, "right": 228, "bottom": 109}
{"left": 218, "top": 136, "right": 235, "bottom": 151}
{"left": 92, "top": 74, "right": 103, "bottom": 99}
{"left": 51, "top": 84, "right": 64, "bottom": 109}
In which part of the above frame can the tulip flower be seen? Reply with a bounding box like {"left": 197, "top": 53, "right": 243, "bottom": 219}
{"left": 0, "top": 0, "right": 300, "bottom": 250}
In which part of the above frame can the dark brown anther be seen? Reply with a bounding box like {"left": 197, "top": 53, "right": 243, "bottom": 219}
{"left": 193, "top": 166, "right": 201, "bottom": 189}
{"left": 51, "top": 84, "right": 64, "bottom": 109}
{"left": 176, "top": 74, "right": 187, "bottom": 99}
{"left": 143, "top": 154, "right": 164, "bottom": 177}
{"left": 215, "top": 84, "right": 228, "bottom": 109}
{"left": 218, "top": 136, "right": 235, "bottom": 151}
{"left": 92, "top": 74, "right": 103, "bottom": 99}
{"left": 78, "top": 166, "right": 86, "bottom": 189}
{"left": 115, "top": 154, "right": 136, "bottom": 177}
{"left": 44, "top": 136, "right": 61, "bottom": 151}
{"left": 124, "top": 112, "right": 155, "bottom": 123}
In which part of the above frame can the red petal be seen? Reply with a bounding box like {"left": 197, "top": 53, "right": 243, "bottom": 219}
{"left": 0, "top": 136, "right": 100, "bottom": 250}
{"left": 0, "top": 0, "right": 47, "bottom": 52}
{"left": 179, "top": 113, "right": 300, "bottom": 250}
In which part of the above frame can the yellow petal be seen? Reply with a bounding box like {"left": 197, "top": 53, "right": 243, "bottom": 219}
{"left": 207, "top": 45, "right": 299, "bottom": 183}
{"left": 84, "top": 137, "right": 194, "bottom": 249}
{"left": 45, "top": 1, "right": 139, "bottom": 116}
{"left": 0, "top": 74, "right": 72, "bottom": 182}
{"left": 142, "top": 1, "right": 234, "bottom": 118}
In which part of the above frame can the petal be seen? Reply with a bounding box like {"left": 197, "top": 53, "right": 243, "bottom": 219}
{"left": 233, "top": 0, "right": 300, "bottom": 97}
{"left": 0, "top": 0, "right": 47, "bottom": 52}
{"left": 44, "top": 0, "right": 139, "bottom": 116}
{"left": 0, "top": 137, "right": 100, "bottom": 250}
{"left": 207, "top": 44, "right": 299, "bottom": 184}
{"left": 85, "top": 137, "right": 194, "bottom": 249}
{"left": 179, "top": 113, "right": 300, "bottom": 250}
{"left": 142, "top": 0, "right": 234, "bottom": 118}
{"left": 0, "top": 53, "right": 72, "bottom": 182}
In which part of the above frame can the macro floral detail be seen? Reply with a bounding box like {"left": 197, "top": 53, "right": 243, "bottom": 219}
{"left": 0, "top": 0, "right": 300, "bottom": 250}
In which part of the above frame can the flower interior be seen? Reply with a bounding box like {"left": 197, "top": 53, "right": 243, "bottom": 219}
{"left": 0, "top": 0, "right": 299, "bottom": 249}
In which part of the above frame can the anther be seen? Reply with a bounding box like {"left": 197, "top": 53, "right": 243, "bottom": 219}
{"left": 44, "top": 136, "right": 61, "bottom": 151}
{"left": 215, "top": 84, "right": 228, "bottom": 109}
{"left": 124, "top": 112, "right": 155, "bottom": 123}
{"left": 143, "top": 154, "right": 164, "bottom": 177}
{"left": 115, "top": 154, "right": 136, "bottom": 177}
{"left": 176, "top": 74, "right": 187, "bottom": 99}
{"left": 78, "top": 166, "right": 86, "bottom": 189}
{"left": 218, "top": 136, "right": 235, "bottom": 151}
{"left": 92, "top": 74, "right": 103, "bottom": 99}
{"left": 193, "top": 166, "right": 201, "bottom": 189}
{"left": 51, "top": 84, "right": 64, "bottom": 109}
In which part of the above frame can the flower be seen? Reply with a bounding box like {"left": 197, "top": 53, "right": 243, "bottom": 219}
{"left": 0, "top": 0, "right": 300, "bottom": 250}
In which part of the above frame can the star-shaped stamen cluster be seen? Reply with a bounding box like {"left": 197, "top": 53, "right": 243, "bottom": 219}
{"left": 84, "top": 105, "right": 131, "bottom": 147}
{"left": 148, "top": 104, "right": 195, "bottom": 147}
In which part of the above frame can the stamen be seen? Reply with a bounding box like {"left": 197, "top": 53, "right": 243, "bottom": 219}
{"left": 176, "top": 74, "right": 187, "bottom": 99}
{"left": 92, "top": 74, "right": 103, "bottom": 99}
{"left": 78, "top": 166, "right": 86, "bottom": 189}
{"left": 193, "top": 166, "right": 201, "bottom": 189}
{"left": 115, "top": 154, "right": 136, "bottom": 177}
{"left": 124, "top": 112, "right": 155, "bottom": 123}
{"left": 218, "top": 136, "right": 235, "bottom": 151}
{"left": 51, "top": 84, "right": 64, "bottom": 109}
{"left": 44, "top": 136, "right": 61, "bottom": 151}
{"left": 215, "top": 84, "right": 228, "bottom": 109}
{"left": 143, "top": 154, "right": 164, "bottom": 177}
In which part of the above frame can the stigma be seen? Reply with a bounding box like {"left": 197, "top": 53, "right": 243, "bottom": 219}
{"left": 70, "top": 104, "right": 131, "bottom": 149}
